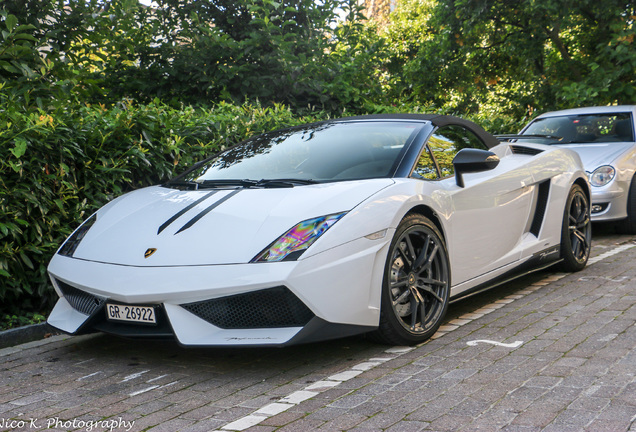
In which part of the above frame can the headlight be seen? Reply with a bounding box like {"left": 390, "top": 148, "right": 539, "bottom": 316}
{"left": 589, "top": 166, "right": 615, "bottom": 187}
{"left": 252, "top": 212, "right": 346, "bottom": 262}
{"left": 58, "top": 213, "right": 97, "bottom": 257}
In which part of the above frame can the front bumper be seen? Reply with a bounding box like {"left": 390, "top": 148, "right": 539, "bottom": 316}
{"left": 47, "top": 235, "right": 391, "bottom": 346}
{"left": 589, "top": 180, "right": 629, "bottom": 222}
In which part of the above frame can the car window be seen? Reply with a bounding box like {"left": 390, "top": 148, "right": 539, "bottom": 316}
{"left": 523, "top": 113, "right": 635, "bottom": 143}
{"left": 426, "top": 125, "right": 488, "bottom": 177}
{"left": 180, "top": 121, "right": 424, "bottom": 183}
{"left": 412, "top": 147, "right": 438, "bottom": 179}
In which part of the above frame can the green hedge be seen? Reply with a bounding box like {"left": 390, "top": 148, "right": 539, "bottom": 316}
{"left": 0, "top": 99, "right": 326, "bottom": 318}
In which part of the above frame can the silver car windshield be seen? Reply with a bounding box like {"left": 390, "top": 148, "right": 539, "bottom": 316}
{"left": 522, "top": 113, "right": 634, "bottom": 144}
{"left": 183, "top": 121, "right": 423, "bottom": 183}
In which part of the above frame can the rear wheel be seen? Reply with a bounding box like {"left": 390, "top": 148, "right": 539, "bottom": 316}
{"left": 373, "top": 214, "right": 450, "bottom": 345}
{"left": 559, "top": 184, "right": 591, "bottom": 272}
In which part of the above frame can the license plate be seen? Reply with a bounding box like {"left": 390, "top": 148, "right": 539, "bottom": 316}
{"left": 106, "top": 304, "right": 156, "bottom": 324}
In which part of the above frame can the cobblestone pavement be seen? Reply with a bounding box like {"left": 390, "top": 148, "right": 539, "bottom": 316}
{"left": 1, "top": 226, "right": 635, "bottom": 432}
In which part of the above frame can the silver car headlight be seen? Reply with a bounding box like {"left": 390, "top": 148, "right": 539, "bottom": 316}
{"left": 589, "top": 165, "right": 615, "bottom": 187}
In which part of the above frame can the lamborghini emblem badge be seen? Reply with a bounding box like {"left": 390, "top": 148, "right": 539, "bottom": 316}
{"left": 144, "top": 248, "right": 157, "bottom": 259}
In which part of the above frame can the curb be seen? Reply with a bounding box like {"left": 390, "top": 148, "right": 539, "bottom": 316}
{"left": 0, "top": 322, "right": 59, "bottom": 349}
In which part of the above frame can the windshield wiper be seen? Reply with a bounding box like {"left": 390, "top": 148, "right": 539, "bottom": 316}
{"left": 197, "top": 179, "right": 259, "bottom": 188}
{"left": 187, "top": 178, "right": 318, "bottom": 189}
{"left": 163, "top": 180, "right": 202, "bottom": 190}
{"left": 255, "top": 179, "right": 318, "bottom": 188}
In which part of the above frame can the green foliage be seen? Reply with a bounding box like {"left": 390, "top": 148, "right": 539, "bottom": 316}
{"left": 1, "top": 0, "right": 375, "bottom": 112}
{"left": 0, "top": 312, "right": 45, "bottom": 331}
{"left": 382, "top": 0, "right": 636, "bottom": 119}
{"left": 62, "top": 0, "right": 375, "bottom": 111}
{"left": 322, "top": 19, "right": 390, "bottom": 110}
{"left": 0, "top": 10, "right": 52, "bottom": 107}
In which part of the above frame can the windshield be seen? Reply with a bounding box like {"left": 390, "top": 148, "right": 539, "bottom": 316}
{"left": 178, "top": 121, "right": 423, "bottom": 184}
{"left": 521, "top": 113, "right": 634, "bottom": 144}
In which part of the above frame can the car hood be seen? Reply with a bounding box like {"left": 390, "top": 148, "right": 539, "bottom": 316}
{"left": 554, "top": 142, "right": 633, "bottom": 170}
{"left": 69, "top": 180, "right": 394, "bottom": 266}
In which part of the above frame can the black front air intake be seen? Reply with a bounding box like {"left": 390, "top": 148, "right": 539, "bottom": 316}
{"left": 181, "top": 286, "right": 315, "bottom": 329}
{"left": 56, "top": 279, "right": 106, "bottom": 316}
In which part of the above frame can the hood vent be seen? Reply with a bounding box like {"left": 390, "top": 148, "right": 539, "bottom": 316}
{"left": 510, "top": 145, "right": 544, "bottom": 156}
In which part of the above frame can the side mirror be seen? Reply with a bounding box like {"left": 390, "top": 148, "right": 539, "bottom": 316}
{"left": 453, "top": 148, "right": 500, "bottom": 188}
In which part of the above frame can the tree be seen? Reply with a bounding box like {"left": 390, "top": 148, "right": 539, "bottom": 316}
{"left": 99, "top": 0, "right": 362, "bottom": 110}
{"left": 383, "top": 0, "right": 636, "bottom": 119}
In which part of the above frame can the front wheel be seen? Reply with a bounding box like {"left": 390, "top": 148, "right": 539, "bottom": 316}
{"left": 559, "top": 184, "right": 591, "bottom": 272}
{"left": 373, "top": 214, "right": 450, "bottom": 345}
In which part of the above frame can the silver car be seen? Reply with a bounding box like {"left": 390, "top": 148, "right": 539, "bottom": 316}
{"left": 518, "top": 106, "right": 636, "bottom": 233}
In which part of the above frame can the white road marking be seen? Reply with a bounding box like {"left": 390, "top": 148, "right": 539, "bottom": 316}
{"left": 146, "top": 374, "right": 169, "bottom": 382}
{"left": 466, "top": 340, "right": 523, "bottom": 348}
{"left": 598, "top": 333, "right": 618, "bottom": 342}
{"left": 328, "top": 370, "right": 363, "bottom": 381}
{"left": 126, "top": 380, "right": 179, "bottom": 397}
{"left": 279, "top": 390, "right": 319, "bottom": 404}
{"left": 255, "top": 402, "right": 294, "bottom": 416}
{"left": 368, "top": 357, "right": 393, "bottom": 362}
{"left": 221, "top": 415, "right": 268, "bottom": 431}
{"left": 352, "top": 361, "right": 382, "bottom": 371}
{"left": 385, "top": 347, "right": 414, "bottom": 354}
{"left": 305, "top": 380, "right": 341, "bottom": 391}
{"left": 578, "top": 276, "right": 629, "bottom": 282}
{"left": 128, "top": 385, "right": 160, "bottom": 397}
{"left": 587, "top": 243, "right": 635, "bottom": 264}
{"left": 120, "top": 370, "right": 150, "bottom": 383}
{"left": 76, "top": 371, "right": 102, "bottom": 381}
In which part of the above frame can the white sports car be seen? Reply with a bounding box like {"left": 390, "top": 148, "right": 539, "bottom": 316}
{"left": 518, "top": 106, "right": 636, "bottom": 232}
{"left": 47, "top": 114, "right": 591, "bottom": 346}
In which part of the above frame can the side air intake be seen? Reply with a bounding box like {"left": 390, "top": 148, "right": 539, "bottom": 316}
{"left": 530, "top": 180, "right": 550, "bottom": 236}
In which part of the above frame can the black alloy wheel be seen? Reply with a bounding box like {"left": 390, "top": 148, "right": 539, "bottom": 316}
{"left": 560, "top": 184, "right": 591, "bottom": 272}
{"left": 374, "top": 214, "right": 450, "bottom": 345}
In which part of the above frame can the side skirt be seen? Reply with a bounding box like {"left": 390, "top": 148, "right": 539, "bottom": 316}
{"left": 449, "top": 245, "right": 561, "bottom": 304}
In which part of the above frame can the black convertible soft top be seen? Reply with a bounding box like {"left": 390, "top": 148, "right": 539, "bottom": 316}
{"left": 334, "top": 113, "right": 499, "bottom": 149}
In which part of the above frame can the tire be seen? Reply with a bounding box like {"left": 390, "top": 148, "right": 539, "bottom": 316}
{"left": 372, "top": 214, "right": 450, "bottom": 345}
{"left": 619, "top": 176, "right": 636, "bottom": 234}
{"left": 559, "top": 184, "right": 592, "bottom": 272}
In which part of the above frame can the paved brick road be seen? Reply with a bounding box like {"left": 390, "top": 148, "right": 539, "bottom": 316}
{"left": 1, "top": 228, "right": 635, "bottom": 432}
